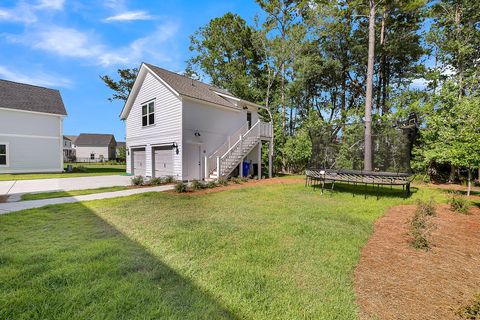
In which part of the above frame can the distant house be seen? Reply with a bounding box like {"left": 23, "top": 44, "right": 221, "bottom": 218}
{"left": 120, "top": 63, "right": 273, "bottom": 180}
{"left": 64, "top": 135, "right": 78, "bottom": 148}
{"left": 0, "top": 79, "right": 67, "bottom": 173}
{"left": 74, "top": 133, "right": 116, "bottom": 162}
{"left": 63, "top": 136, "right": 75, "bottom": 162}
{"left": 116, "top": 141, "right": 126, "bottom": 160}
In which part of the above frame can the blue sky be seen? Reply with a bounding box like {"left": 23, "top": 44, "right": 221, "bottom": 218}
{"left": 0, "top": 0, "right": 261, "bottom": 141}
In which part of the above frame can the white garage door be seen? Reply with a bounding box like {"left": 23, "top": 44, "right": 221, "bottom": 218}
{"left": 153, "top": 147, "right": 174, "bottom": 178}
{"left": 132, "top": 149, "right": 146, "bottom": 176}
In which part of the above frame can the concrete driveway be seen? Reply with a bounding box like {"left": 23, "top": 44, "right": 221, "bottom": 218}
{"left": 0, "top": 175, "right": 133, "bottom": 196}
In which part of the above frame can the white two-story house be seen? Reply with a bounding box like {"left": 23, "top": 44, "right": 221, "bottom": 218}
{"left": 120, "top": 63, "right": 273, "bottom": 181}
{"left": 0, "top": 80, "right": 66, "bottom": 173}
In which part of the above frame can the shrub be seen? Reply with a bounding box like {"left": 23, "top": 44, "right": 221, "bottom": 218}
{"left": 416, "top": 198, "right": 436, "bottom": 217}
{"left": 164, "top": 176, "right": 175, "bottom": 183}
{"left": 149, "top": 177, "right": 163, "bottom": 185}
{"left": 174, "top": 182, "right": 187, "bottom": 193}
{"left": 409, "top": 198, "right": 436, "bottom": 250}
{"left": 217, "top": 178, "right": 228, "bottom": 186}
{"left": 241, "top": 177, "right": 249, "bottom": 183}
{"left": 131, "top": 176, "right": 144, "bottom": 186}
{"left": 191, "top": 179, "right": 205, "bottom": 190}
{"left": 449, "top": 193, "right": 470, "bottom": 214}
{"left": 457, "top": 294, "right": 480, "bottom": 320}
{"left": 230, "top": 177, "right": 242, "bottom": 184}
{"left": 206, "top": 181, "right": 217, "bottom": 188}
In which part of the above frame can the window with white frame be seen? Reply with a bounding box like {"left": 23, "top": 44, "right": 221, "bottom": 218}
{"left": 0, "top": 143, "right": 7, "bottom": 166}
{"left": 142, "top": 101, "right": 155, "bottom": 127}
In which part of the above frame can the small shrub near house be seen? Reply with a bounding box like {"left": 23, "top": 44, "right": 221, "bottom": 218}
{"left": 206, "top": 181, "right": 217, "bottom": 189}
{"left": 241, "top": 177, "right": 249, "bottom": 183}
{"left": 449, "top": 192, "right": 470, "bottom": 214}
{"left": 217, "top": 178, "right": 228, "bottom": 186}
{"left": 164, "top": 176, "right": 175, "bottom": 183}
{"left": 131, "top": 176, "right": 144, "bottom": 186}
{"left": 191, "top": 179, "right": 205, "bottom": 190}
{"left": 174, "top": 182, "right": 187, "bottom": 193}
{"left": 410, "top": 198, "right": 436, "bottom": 250}
{"left": 230, "top": 177, "right": 242, "bottom": 184}
{"left": 149, "top": 177, "right": 163, "bottom": 185}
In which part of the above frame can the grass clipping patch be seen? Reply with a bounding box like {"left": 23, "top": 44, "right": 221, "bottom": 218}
{"left": 409, "top": 198, "right": 436, "bottom": 250}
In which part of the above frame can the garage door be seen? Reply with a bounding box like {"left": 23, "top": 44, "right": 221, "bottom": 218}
{"left": 153, "top": 147, "right": 174, "bottom": 177}
{"left": 132, "top": 149, "right": 146, "bottom": 176}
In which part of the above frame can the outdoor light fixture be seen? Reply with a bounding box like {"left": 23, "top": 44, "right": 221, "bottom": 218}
{"left": 194, "top": 131, "right": 201, "bottom": 137}
{"left": 172, "top": 142, "right": 179, "bottom": 155}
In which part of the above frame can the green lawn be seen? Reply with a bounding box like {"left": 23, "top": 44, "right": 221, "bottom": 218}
{"left": 0, "top": 163, "right": 126, "bottom": 181}
{"left": 0, "top": 182, "right": 445, "bottom": 319}
{"left": 21, "top": 186, "right": 131, "bottom": 201}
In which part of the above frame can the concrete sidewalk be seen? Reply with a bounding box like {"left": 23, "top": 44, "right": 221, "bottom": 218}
{"left": 0, "top": 175, "right": 133, "bottom": 196}
{"left": 0, "top": 184, "right": 174, "bottom": 214}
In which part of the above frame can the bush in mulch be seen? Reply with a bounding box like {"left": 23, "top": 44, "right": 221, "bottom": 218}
{"left": 174, "top": 182, "right": 187, "bottom": 193}
{"left": 448, "top": 192, "right": 471, "bottom": 214}
{"left": 230, "top": 177, "right": 242, "bottom": 184}
{"left": 164, "top": 176, "right": 175, "bottom": 183}
{"left": 205, "top": 181, "right": 218, "bottom": 189}
{"left": 217, "top": 178, "right": 228, "bottom": 186}
{"left": 409, "top": 198, "right": 436, "bottom": 250}
{"left": 131, "top": 176, "right": 144, "bottom": 186}
{"left": 457, "top": 294, "right": 480, "bottom": 320}
{"left": 191, "top": 179, "right": 205, "bottom": 190}
{"left": 70, "top": 165, "right": 88, "bottom": 173}
{"left": 149, "top": 177, "right": 163, "bottom": 185}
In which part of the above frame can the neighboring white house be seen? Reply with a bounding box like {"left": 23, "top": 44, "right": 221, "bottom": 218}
{"left": 63, "top": 136, "right": 75, "bottom": 162}
{"left": 74, "top": 133, "right": 117, "bottom": 162}
{"left": 0, "top": 79, "right": 67, "bottom": 173}
{"left": 120, "top": 63, "right": 273, "bottom": 181}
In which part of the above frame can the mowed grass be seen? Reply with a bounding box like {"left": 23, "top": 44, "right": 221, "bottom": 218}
{"left": 21, "top": 186, "right": 130, "bottom": 201}
{"left": 0, "top": 164, "right": 126, "bottom": 181}
{"left": 0, "top": 182, "right": 445, "bottom": 319}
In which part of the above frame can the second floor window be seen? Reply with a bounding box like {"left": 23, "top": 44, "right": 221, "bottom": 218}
{"left": 142, "top": 101, "right": 155, "bottom": 127}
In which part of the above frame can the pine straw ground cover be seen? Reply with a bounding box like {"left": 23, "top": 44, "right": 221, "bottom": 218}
{"left": 355, "top": 203, "right": 480, "bottom": 320}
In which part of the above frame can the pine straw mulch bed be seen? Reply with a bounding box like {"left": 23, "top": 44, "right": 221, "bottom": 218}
{"left": 355, "top": 203, "right": 480, "bottom": 320}
{"left": 166, "top": 177, "right": 305, "bottom": 196}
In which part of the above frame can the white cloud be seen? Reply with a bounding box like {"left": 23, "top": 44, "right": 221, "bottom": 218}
{"left": 0, "top": 3, "right": 37, "bottom": 24}
{"left": 5, "top": 22, "right": 180, "bottom": 67}
{"left": 410, "top": 78, "right": 429, "bottom": 89}
{"left": 36, "top": 0, "right": 65, "bottom": 10}
{"left": 104, "top": 10, "right": 154, "bottom": 22}
{"left": 0, "top": 65, "right": 71, "bottom": 88}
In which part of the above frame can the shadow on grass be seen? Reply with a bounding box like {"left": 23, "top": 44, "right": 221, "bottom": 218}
{"left": 309, "top": 181, "right": 418, "bottom": 199}
{"left": 0, "top": 202, "right": 238, "bottom": 319}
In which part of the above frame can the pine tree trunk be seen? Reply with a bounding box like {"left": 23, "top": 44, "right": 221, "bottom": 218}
{"left": 467, "top": 168, "right": 471, "bottom": 197}
{"left": 364, "top": 0, "right": 375, "bottom": 171}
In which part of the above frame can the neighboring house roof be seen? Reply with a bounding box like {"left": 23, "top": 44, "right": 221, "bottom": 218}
{"left": 75, "top": 133, "right": 116, "bottom": 146}
{"left": 0, "top": 79, "right": 67, "bottom": 115}
{"left": 144, "top": 63, "right": 237, "bottom": 109}
{"left": 65, "top": 135, "right": 78, "bottom": 143}
{"left": 116, "top": 141, "right": 126, "bottom": 148}
{"left": 63, "top": 135, "right": 71, "bottom": 141}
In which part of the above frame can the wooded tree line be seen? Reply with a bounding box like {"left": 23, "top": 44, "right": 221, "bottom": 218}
{"left": 102, "top": 0, "right": 480, "bottom": 191}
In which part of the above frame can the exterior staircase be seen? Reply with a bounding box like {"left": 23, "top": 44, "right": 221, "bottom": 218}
{"left": 205, "top": 120, "right": 271, "bottom": 180}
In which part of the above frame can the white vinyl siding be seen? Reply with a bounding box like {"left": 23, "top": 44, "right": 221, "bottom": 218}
{"left": 125, "top": 71, "right": 182, "bottom": 178}
{"left": 0, "top": 109, "right": 63, "bottom": 173}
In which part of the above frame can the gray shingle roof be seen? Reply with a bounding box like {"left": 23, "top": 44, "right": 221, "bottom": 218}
{"left": 0, "top": 79, "right": 67, "bottom": 115}
{"left": 75, "top": 134, "right": 116, "bottom": 146}
{"left": 144, "top": 63, "right": 239, "bottom": 109}
{"left": 116, "top": 141, "right": 126, "bottom": 148}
